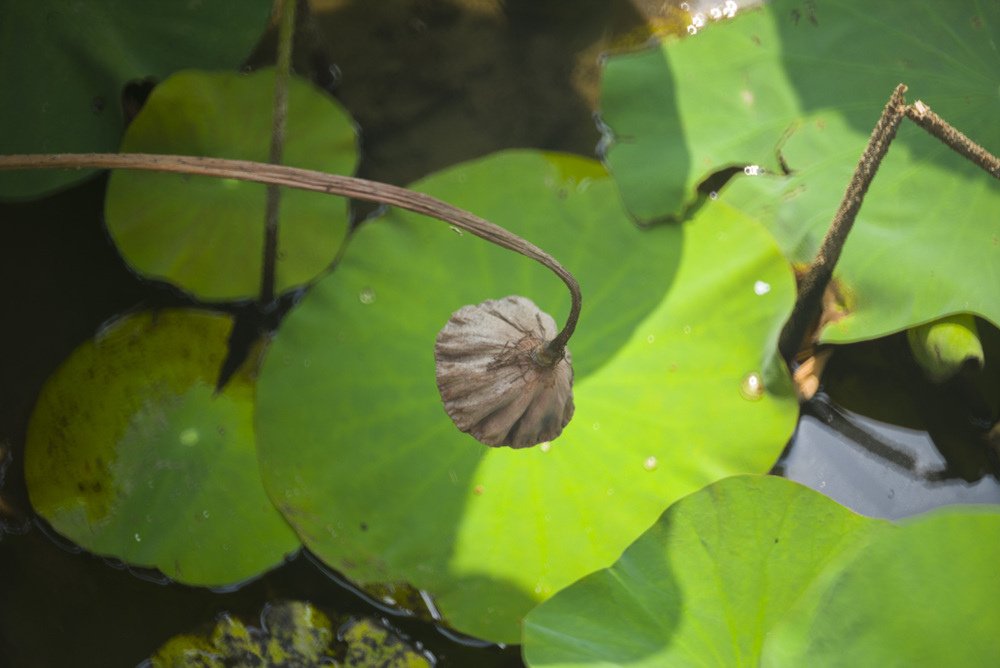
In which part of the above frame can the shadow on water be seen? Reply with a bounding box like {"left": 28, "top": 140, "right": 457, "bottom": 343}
{"left": 776, "top": 326, "right": 1000, "bottom": 520}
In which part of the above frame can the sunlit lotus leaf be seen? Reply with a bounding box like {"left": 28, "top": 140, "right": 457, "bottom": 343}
{"left": 762, "top": 507, "right": 1000, "bottom": 667}
{"left": 0, "top": 0, "right": 271, "bottom": 198}
{"left": 255, "top": 150, "right": 798, "bottom": 642}
{"left": 25, "top": 309, "right": 299, "bottom": 586}
{"left": 600, "top": 0, "right": 1000, "bottom": 342}
{"left": 522, "top": 475, "right": 884, "bottom": 667}
{"left": 524, "top": 476, "right": 1000, "bottom": 667}
{"left": 105, "top": 68, "right": 357, "bottom": 301}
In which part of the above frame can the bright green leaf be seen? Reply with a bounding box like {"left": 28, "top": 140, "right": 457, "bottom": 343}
{"left": 25, "top": 309, "right": 300, "bottom": 586}
{"left": 104, "top": 68, "right": 357, "bottom": 301}
{"left": 255, "top": 150, "right": 798, "bottom": 642}
{"left": 0, "top": 0, "right": 272, "bottom": 198}
{"left": 600, "top": 0, "right": 1000, "bottom": 342}
{"left": 522, "top": 475, "right": 884, "bottom": 668}
{"left": 762, "top": 507, "right": 1000, "bottom": 667}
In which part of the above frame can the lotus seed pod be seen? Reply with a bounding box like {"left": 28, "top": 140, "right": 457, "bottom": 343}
{"left": 434, "top": 295, "right": 574, "bottom": 448}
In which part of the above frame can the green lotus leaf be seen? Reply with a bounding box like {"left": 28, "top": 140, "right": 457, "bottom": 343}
{"left": 0, "top": 0, "right": 272, "bottom": 199}
{"left": 25, "top": 309, "right": 299, "bottom": 586}
{"left": 762, "top": 507, "right": 1000, "bottom": 667}
{"left": 522, "top": 475, "right": 885, "bottom": 667}
{"left": 255, "top": 150, "right": 798, "bottom": 642}
{"left": 600, "top": 0, "right": 1000, "bottom": 342}
{"left": 104, "top": 68, "right": 357, "bottom": 301}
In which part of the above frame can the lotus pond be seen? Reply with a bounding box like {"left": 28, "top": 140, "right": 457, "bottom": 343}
{"left": 1, "top": 0, "right": 998, "bottom": 666}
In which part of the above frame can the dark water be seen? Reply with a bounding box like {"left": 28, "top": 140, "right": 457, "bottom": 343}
{"left": 1, "top": 1, "right": 997, "bottom": 665}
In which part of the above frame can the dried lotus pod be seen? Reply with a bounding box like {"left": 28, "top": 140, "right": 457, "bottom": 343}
{"left": 435, "top": 295, "right": 574, "bottom": 448}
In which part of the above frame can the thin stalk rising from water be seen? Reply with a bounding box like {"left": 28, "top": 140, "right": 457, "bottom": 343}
{"left": 260, "top": 0, "right": 298, "bottom": 305}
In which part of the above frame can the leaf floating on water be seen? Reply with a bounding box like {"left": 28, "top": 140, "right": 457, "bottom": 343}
{"left": 435, "top": 295, "right": 574, "bottom": 448}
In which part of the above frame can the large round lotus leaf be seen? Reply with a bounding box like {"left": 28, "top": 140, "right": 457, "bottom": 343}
{"left": 255, "top": 150, "right": 798, "bottom": 642}
{"left": 762, "top": 508, "right": 1000, "bottom": 667}
{"left": 0, "top": 0, "right": 271, "bottom": 199}
{"left": 25, "top": 309, "right": 300, "bottom": 586}
{"left": 522, "top": 475, "right": 885, "bottom": 667}
{"left": 104, "top": 68, "right": 357, "bottom": 301}
{"left": 600, "top": 0, "right": 1000, "bottom": 342}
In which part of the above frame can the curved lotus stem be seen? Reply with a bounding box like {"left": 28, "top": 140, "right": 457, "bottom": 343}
{"left": 0, "top": 152, "right": 581, "bottom": 361}
{"left": 0, "top": 152, "right": 581, "bottom": 446}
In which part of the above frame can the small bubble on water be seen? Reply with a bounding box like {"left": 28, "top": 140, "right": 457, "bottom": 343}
{"left": 744, "top": 164, "right": 763, "bottom": 176}
{"left": 709, "top": 191, "right": 719, "bottom": 200}
{"left": 643, "top": 456, "right": 658, "bottom": 471}
{"left": 449, "top": 225, "right": 463, "bottom": 236}
{"left": 202, "top": 510, "right": 210, "bottom": 519}
{"left": 740, "top": 372, "right": 765, "bottom": 401}
{"left": 687, "top": 25, "right": 698, "bottom": 35}
{"left": 539, "top": 441, "right": 551, "bottom": 453}
{"left": 680, "top": 2, "right": 690, "bottom": 11}
{"left": 710, "top": 6, "right": 723, "bottom": 19}
{"left": 723, "top": 0, "right": 738, "bottom": 18}
{"left": 754, "top": 280, "right": 771, "bottom": 295}
{"left": 359, "top": 287, "right": 376, "bottom": 304}
{"left": 683, "top": 325, "right": 692, "bottom": 335}
{"left": 179, "top": 428, "right": 199, "bottom": 446}
{"left": 692, "top": 12, "right": 706, "bottom": 27}
{"left": 134, "top": 533, "right": 142, "bottom": 542}
{"left": 647, "top": 334, "right": 656, "bottom": 344}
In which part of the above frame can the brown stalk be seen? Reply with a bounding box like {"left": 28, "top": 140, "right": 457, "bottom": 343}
{"left": 777, "top": 84, "right": 999, "bottom": 365}
{"left": 905, "top": 100, "right": 1000, "bottom": 180}
{"left": 777, "top": 84, "right": 908, "bottom": 362}
{"left": 0, "top": 152, "right": 582, "bottom": 357}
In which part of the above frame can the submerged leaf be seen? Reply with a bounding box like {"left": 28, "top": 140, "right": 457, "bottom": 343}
{"left": 151, "top": 601, "right": 336, "bottom": 667}
{"left": 435, "top": 295, "right": 574, "bottom": 447}
{"left": 340, "top": 618, "right": 431, "bottom": 668}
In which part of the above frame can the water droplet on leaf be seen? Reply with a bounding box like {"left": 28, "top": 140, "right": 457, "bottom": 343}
{"left": 739, "top": 372, "right": 765, "bottom": 400}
